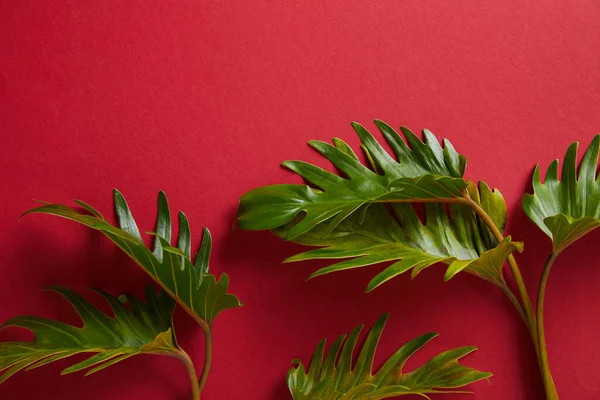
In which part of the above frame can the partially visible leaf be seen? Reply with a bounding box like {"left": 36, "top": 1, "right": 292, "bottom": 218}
{"left": 523, "top": 135, "right": 600, "bottom": 254}
{"left": 275, "top": 184, "right": 521, "bottom": 292}
{"left": 466, "top": 181, "right": 507, "bottom": 250}
{"left": 287, "top": 313, "right": 491, "bottom": 400}
{"left": 0, "top": 286, "right": 177, "bottom": 383}
{"left": 23, "top": 191, "right": 242, "bottom": 327}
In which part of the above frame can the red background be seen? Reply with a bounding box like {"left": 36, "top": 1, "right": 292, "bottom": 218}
{"left": 1, "top": 1, "right": 599, "bottom": 399}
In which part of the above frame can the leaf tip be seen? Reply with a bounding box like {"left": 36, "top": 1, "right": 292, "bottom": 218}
{"left": 306, "top": 269, "right": 323, "bottom": 281}
{"left": 41, "top": 285, "right": 64, "bottom": 293}
{"left": 280, "top": 160, "right": 295, "bottom": 170}
{"left": 442, "top": 271, "right": 454, "bottom": 282}
{"left": 281, "top": 255, "right": 298, "bottom": 264}
{"left": 307, "top": 139, "right": 325, "bottom": 150}
{"left": 112, "top": 188, "right": 124, "bottom": 198}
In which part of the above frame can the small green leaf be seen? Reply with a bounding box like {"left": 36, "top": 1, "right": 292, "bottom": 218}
{"left": 0, "top": 286, "right": 177, "bottom": 383}
{"left": 523, "top": 135, "right": 600, "bottom": 254}
{"left": 23, "top": 190, "right": 242, "bottom": 327}
{"left": 287, "top": 313, "right": 491, "bottom": 400}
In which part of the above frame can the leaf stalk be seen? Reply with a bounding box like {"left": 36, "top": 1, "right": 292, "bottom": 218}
{"left": 464, "top": 196, "right": 537, "bottom": 339}
{"left": 536, "top": 253, "right": 559, "bottom": 399}
{"left": 197, "top": 324, "right": 213, "bottom": 395}
{"left": 500, "top": 284, "right": 527, "bottom": 323}
{"left": 465, "top": 195, "right": 559, "bottom": 399}
{"left": 174, "top": 348, "right": 201, "bottom": 400}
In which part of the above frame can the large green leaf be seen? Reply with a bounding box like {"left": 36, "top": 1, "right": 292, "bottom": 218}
{"left": 523, "top": 135, "right": 600, "bottom": 255}
{"left": 238, "top": 121, "right": 467, "bottom": 239}
{"left": 0, "top": 286, "right": 178, "bottom": 383}
{"left": 287, "top": 313, "right": 491, "bottom": 400}
{"left": 237, "top": 121, "right": 521, "bottom": 290}
{"left": 23, "top": 190, "right": 242, "bottom": 327}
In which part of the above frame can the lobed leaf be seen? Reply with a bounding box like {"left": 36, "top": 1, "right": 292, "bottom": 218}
{"left": 522, "top": 135, "right": 600, "bottom": 254}
{"left": 238, "top": 121, "right": 467, "bottom": 240}
{"left": 287, "top": 313, "right": 491, "bottom": 400}
{"left": 0, "top": 286, "right": 177, "bottom": 383}
{"left": 23, "top": 190, "right": 242, "bottom": 327}
{"left": 238, "top": 121, "right": 520, "bottom": 290}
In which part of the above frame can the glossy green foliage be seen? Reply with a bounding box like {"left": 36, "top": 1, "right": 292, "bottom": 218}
{"left": 523, "top": 135, "right": 600, "bottom": 255}
{"left": 0, "top": 286, "right": 177, "bottom": 383}
{"left": 287, "top": 313, "right": 491, "bottom": 400}
{"left": 237, "top": 122, "right": 520, "bottom": 290}
{"left": 24, "top": 190, "right": 242, "bottom": 327}
{"left": 238, "top": 121, "right": 467, "bottom": 239}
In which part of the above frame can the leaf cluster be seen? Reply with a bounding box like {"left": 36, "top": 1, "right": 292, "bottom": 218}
{"left": 238, "top": 121, "right": 522, "bottom": 291}
{"left": 1, "top": 190, "right": 241, "bottom": 398}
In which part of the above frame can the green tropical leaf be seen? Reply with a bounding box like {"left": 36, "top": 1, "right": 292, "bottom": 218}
{"left": 237, "top": 121, "right": 521, "bottom": 290}
{"left": 23, "top": 190, "right": 242, "bottom": 328}
{"left": 523, "top": 135, "right": 600, "bottom": 255}
{"left": 238, "top": 121, "right": 467, "bottom": 239}
{"left": 287, "top": 313, "right": 491, "bottom": 400}
{"left": 0, "top": 286, "right": 180, "bottom": 383}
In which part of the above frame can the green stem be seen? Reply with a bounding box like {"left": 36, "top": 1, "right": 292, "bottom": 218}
{"left": 500, "top": 284, "right": 527, "bottom": 324}
{"left": 464, "top": 196, "right": 538, "bottom": 342}
{"left": 175, "top": 349, "right": 201, "bottom": 400}
{"left": 465, "top": 196, "right": 558, "bottom": 399}
{"left": 198, "top": 324, "right": 213, "bottom": 394}
{"left": 537, "top": 253, "right": 559, "bottom": 399}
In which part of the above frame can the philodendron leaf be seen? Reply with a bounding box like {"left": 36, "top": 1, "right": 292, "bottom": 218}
{"left": 238, "top": 121, "right": 521, "bottom": 290}
{"left": 0, "top": 286, "right": 178, "bottom": 383}
{"left": 523, "top": 135, "right": 600, "bottom": 255}
{"left": 287, "top": 313, "right": 491, "bottom": 400}
{"left": 238, "top": 121, "right": 467, "bottom": 240}
{"left": 23, "top": 191, "right": 242, "bottom": 328}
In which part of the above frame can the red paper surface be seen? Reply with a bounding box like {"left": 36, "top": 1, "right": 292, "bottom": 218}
{"left": 1, "top": 1, "right": 599, "bottom": 399}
